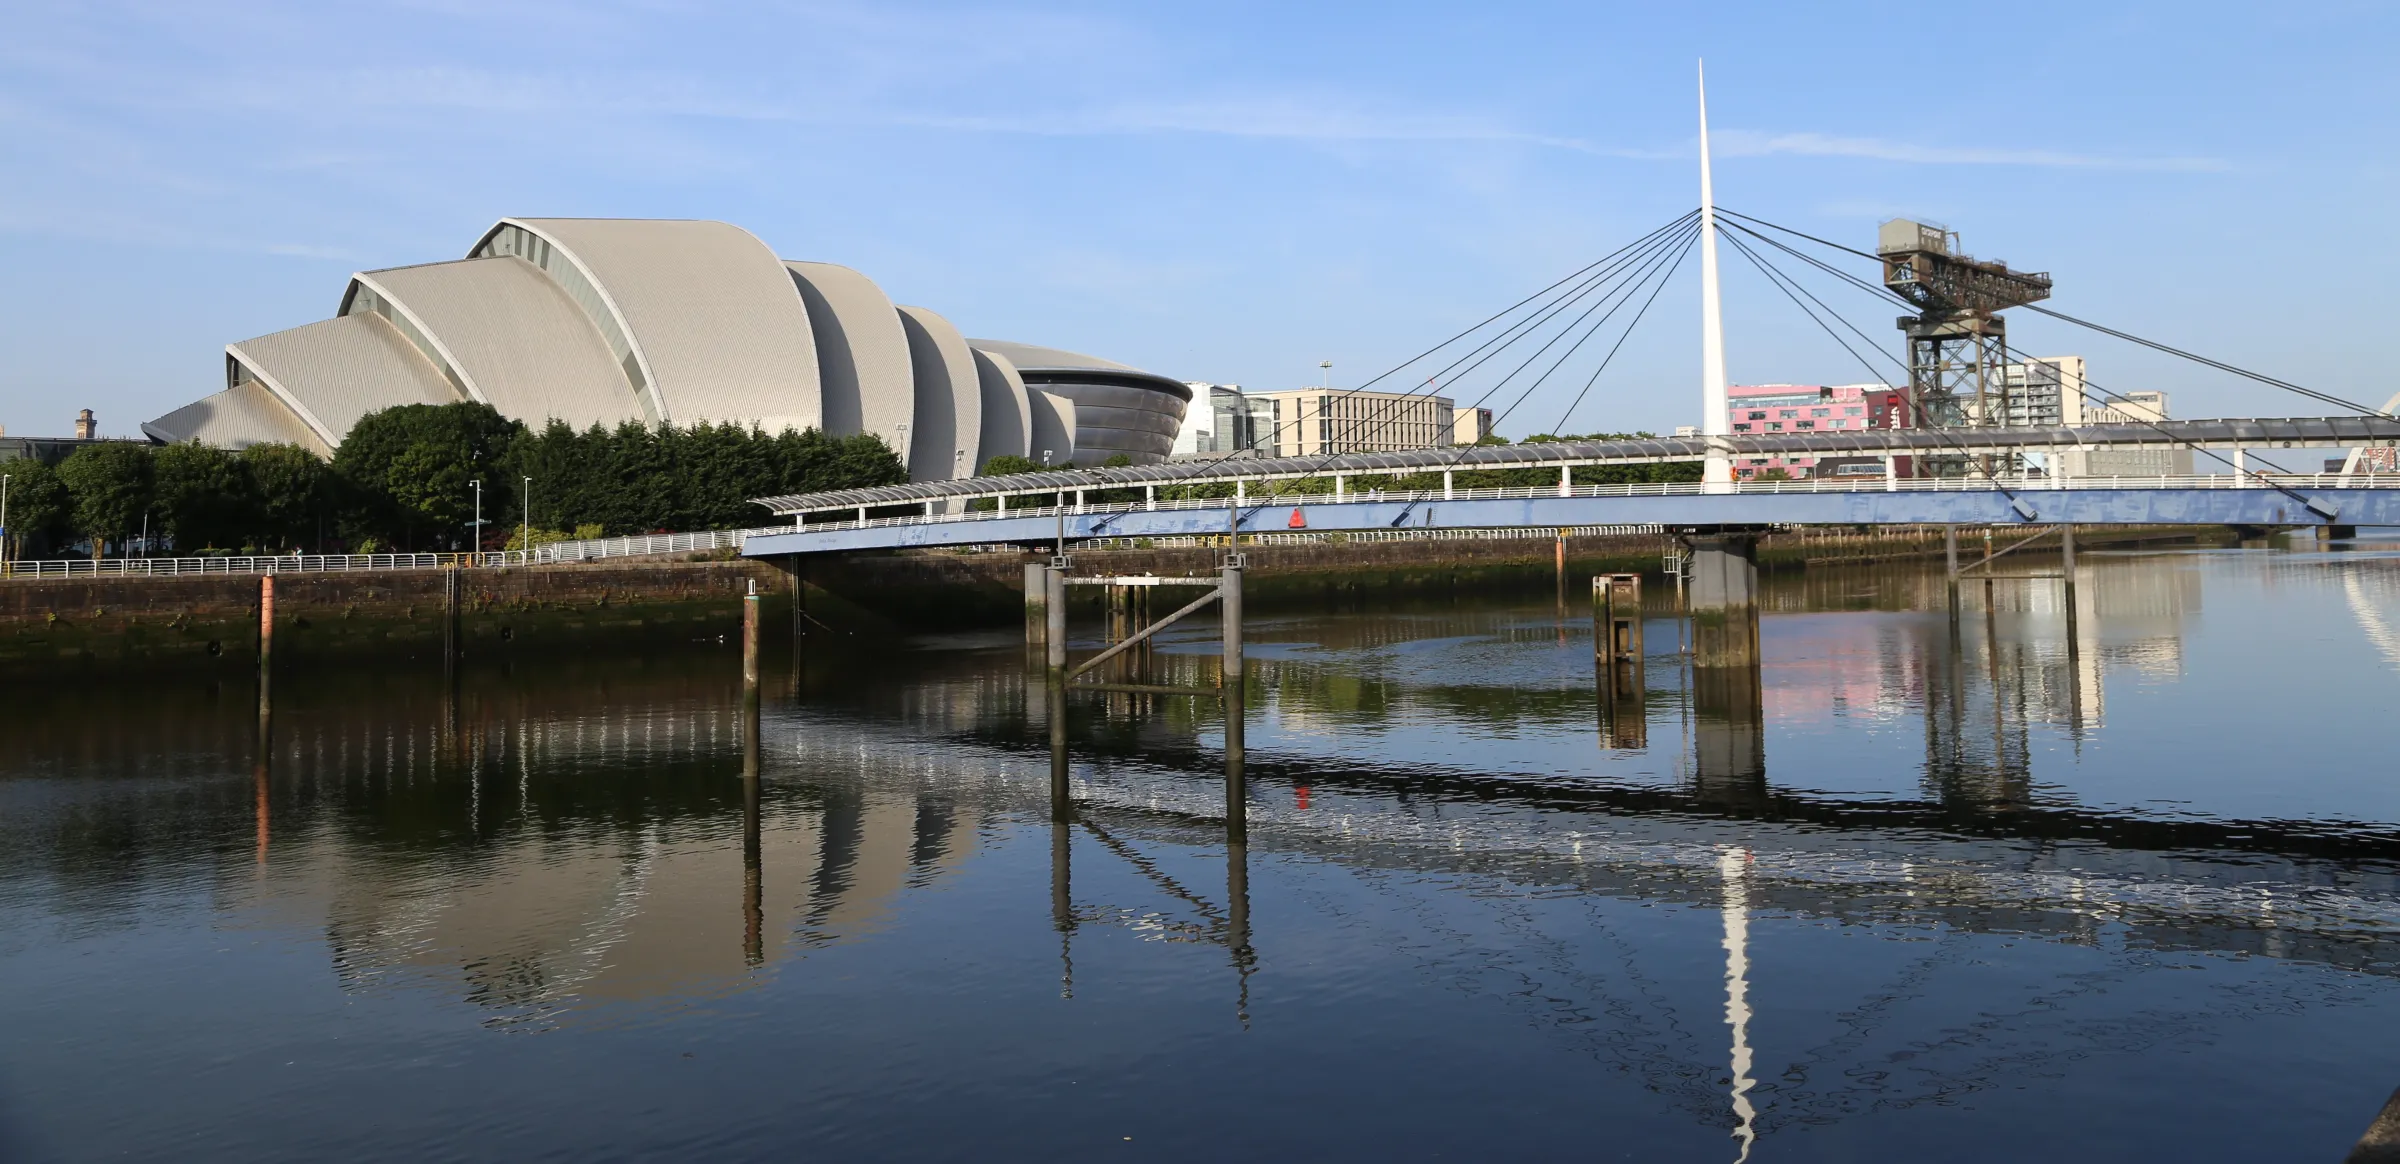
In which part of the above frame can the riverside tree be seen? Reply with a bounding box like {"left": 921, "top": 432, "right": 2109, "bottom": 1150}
{"left": 152, "top": 441, "right": 252, "bottom": 552}
{"left": 56, "top": 443, "right": 155, "bottom": 559}
{"left": 334, "top": 402, "right": 524, "bottom": 550}
{"left": 241, "top": 443, "right": 330, "bottom": 552}
{"left": 2, "top": 460, "right": 69, "bottom": 558}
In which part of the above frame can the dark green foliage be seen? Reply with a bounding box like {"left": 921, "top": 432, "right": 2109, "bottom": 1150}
{"left": 152, "top": 442, "right": 251, "bottom": 552}
{"left": 242, "top": 443, "right": 330, "bottom": 551}
{"left": 509, "top": 420, "right": 905, "bottom": 536}
{"left": 56, "top": 443, "right": 155, "bottom": 558}
{"left": 2, "top": 460, "right": 70, "bottom": 557}
{"left": 978, "top": 455, "right": 1043, "bottom": 477}
{"left": 334, "top": 403, "right": 525, "bottom": 549}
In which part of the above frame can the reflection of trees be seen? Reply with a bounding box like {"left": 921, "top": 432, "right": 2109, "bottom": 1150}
{"left": 0, "top": 649, "right": 988, "bottom": 1025}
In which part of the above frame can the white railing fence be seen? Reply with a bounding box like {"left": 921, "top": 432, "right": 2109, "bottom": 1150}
{"left": 778, "top": 472, "right": 2400, "bottom": 536}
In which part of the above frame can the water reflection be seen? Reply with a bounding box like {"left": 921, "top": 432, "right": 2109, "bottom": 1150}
{"left": 4, "top": 546, "right": 2400, "bottom": 1160}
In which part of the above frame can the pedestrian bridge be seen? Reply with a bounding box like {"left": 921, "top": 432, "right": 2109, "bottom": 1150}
{"left": 741, "top": 417, "right": 2400, "bottom": 557}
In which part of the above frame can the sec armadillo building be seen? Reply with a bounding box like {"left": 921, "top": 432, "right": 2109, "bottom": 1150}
{"left": 143, "top": 218, "right": 1193, "bottom": 477}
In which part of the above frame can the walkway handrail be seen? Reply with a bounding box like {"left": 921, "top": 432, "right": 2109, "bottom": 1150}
{"left": 751, "top": 416, "right": 2400, "bottom": 516}
{"left": 763, "top": 473, "right": 2400, "bottom": 538}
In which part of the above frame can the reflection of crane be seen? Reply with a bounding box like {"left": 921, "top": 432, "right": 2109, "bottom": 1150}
{"left": 2344, "top": 570, "right": 2400, "bottom": 675}
{"left": 1878, "top": 220, "right": 2054, "bottom": 455}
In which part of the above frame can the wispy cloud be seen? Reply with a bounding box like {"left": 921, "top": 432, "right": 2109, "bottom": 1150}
{"left": 1708, "top": 130, "right": 2228, "bottom": 172}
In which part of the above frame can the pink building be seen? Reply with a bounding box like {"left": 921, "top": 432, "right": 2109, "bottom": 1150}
{"left": 1723, "top": 383, "right": 1905, "bottom": 479}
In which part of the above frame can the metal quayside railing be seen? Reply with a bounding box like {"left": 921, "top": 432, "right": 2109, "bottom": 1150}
{"left": 5, "top": 471, "right": 2391, "bottom": 579}
{"left": 0, "top": 527, "right": 785, "bottom": 579}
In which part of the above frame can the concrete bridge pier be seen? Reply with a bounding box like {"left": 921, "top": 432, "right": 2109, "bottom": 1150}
{"left": 1692, "top": 661, "right": 1767, "bottom": 806}
{"left": 1024, "top": 562, "right": 1049, "bottom": 670}
{"left": 1684, "top": 532, "right": 1761, "bottom": 669}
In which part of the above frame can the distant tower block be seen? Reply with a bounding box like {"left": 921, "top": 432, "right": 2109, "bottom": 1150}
{"left": 73, "top": 409, "right": 96, "bottom": 439}
{"left": 1879, "top": 220, "right": 2052, "bottom": 474}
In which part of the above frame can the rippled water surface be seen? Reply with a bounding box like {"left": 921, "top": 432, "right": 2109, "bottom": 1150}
{"left": 6, "top": 544, "right": 2400, "bottom": 1161}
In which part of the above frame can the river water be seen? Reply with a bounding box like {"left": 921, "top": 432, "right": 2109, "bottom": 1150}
{"left": 4, "top": 542, "right": 2399, "bottom": 1161}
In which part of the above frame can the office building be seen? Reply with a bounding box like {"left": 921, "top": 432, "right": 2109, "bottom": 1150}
{"left": 1247, "top": 387, "right": 1456, "bottom": 457}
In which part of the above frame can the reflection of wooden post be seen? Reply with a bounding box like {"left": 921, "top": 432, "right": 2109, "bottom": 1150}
{"left": 1047, "top": 565, "right": 1070, "bottom": 818}
{"left": 742, "top": 693, "right": 762, "bottom": 966}
{"left": 1221, "top": 561, "right": 1246, "bottom": 840}
{"left": 442, "top": 564, "right": 463, "bottom": 680}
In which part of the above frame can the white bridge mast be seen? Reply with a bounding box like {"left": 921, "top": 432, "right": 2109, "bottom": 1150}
{"left": 1699, "top": 61, "right": 1733, "bottom": 492}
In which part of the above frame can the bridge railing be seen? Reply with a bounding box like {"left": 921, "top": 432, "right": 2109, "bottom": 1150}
{"left": 772, "top": 473, "right": 2400, "bottom": 537}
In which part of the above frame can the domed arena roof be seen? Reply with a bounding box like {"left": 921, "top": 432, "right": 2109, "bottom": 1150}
{"left": 144, "top": 219, "right": 1191, "bottom": 476}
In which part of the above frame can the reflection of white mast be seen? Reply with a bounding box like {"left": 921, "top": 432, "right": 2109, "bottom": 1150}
{"left": 1720, "top": 846, "right": 1757, "bottom": 1162}
{"left": 2345, "top": 571, "right": 2400, "bottom": 674}
{"left": 1698, "top": 60, "right": 1733, "bottom": 494}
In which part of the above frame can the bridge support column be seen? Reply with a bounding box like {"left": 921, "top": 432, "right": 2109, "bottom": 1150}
{"left": 1685, "top": 533, "right": 1759, "bottom": 669}
{"left": 1443, "top": 470, "right": 1454, "bottom": 500}
{"left": 1024, "top": 562, "right": 1049, "bottom": 662}
{"left": 1221, "top": 560, "right": 1246, "bottom": 840}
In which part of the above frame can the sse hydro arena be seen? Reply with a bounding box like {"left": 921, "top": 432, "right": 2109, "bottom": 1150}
{"left": 144, "top": 218, "right": 1193, "bottom": 477}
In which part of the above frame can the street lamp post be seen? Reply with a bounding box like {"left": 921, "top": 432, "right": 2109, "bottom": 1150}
{"left": 2, "top": 473, "right": 11, "bottom": 575}
{"left": 521, "top": 475, "right": 532, "bottom": 559}
{"left": 471, "top": 478, "right": 483, "bottom": 562}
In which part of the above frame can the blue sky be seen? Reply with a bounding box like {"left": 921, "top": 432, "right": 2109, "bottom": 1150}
{"left": 3, "top": 1, "right": 2394, "bottom": 441}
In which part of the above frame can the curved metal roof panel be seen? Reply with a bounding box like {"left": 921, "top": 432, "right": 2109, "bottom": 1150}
{"left": 966, "top": 337, "right": 1192, "bottom": 401}
{"left": 970, "top": 347, "right": 1032, "bottom": 469}
{"left": 507, "top": 218, "right": 821, "bottom": 435}
{"left": 896, "top": 305, "right": 980, "bottom": 481}
{"left": 1028, "top": 390, "right": 1078, "bottom": 469}
{"left": 784, "top": 261, "right": 913, "bottom": 449}
{"left": 226, "top": 314, "right": 461, "bottom": 449}
{"left": 354, "top": 256, "right": 642, "bottom": 432}
{"left": 143, "top": 380, "right": 331, "bottom": 456}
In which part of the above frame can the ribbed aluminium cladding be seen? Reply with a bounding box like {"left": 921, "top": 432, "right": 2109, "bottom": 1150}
{"left": 1027, "top": 391, "right": 1079, "bottom": 469}
{"left": 504, "top": 219, "right": 822, "bottom": 436}
{"left": 351, "top": 257, "right": 644, "bottom": 433}
{"left": 226, "top": 314, "right": 461, "bottom": 450}
{"left": 895, "top": 305, "right": 981, "bottom": 481}
{"left": 969, "top": 348, "right": 1032, "bottom": 469}
{"left": 782, "top": 261, "right": 914, "bottom": 451}
{"left": 148, "top": 218, "right": 1190, "bottom": 474}
{"left": 142, "top": 380, "right": 331, "bottom": 455}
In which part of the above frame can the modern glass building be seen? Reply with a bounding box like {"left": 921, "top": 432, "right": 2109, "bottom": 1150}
{"left": 145, "top": 218, "right": 1192, "bottom": 476}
